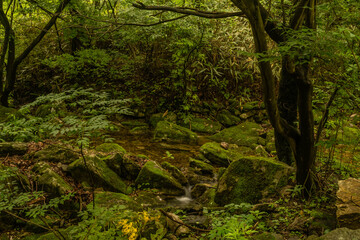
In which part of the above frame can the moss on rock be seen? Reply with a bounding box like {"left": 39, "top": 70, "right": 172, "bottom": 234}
{"left": 199, "top": 142, "right": 255, "bottom": 167}
{"left": 161, "top": 161, "right": 188, "bottom": 185}
{"left": 0, "top": 142, "right": 28, "bottom": 156}
{"left": 189, "top": 158, "right": 215, "bottom": 176}
{"left": 215, "top": 157, "right": 293, "bottom": 205}
{"left": 32, "top": 162, "right": 73, "bottom": 196}
{"left": 216, "top": 109, "right": 241, "bottom": 127}
{"left": 209, "top": 121, "right": 264, "bottom": 148}
{"left": 104, "top": 153, "right": 141, "bottom": 180}
{"left": 0, "top": 106, "right": 17, "bottom": 122}
{"left": 180, "top": 117, "right": 222, "bottom": 134}
{"left": 135, "top": 161, "right": 185, "bottom": 195}
{"left": 68, "top": 156, "right": 131, "bottom": 194}
{"left": 95, "top": 143, "right": 126, "bottom": 154}
{"left": 33, "top": 145, "right": 79, "bottom": 164}
{"left": 154, "top": 121, "right": 198, "bottom": 144}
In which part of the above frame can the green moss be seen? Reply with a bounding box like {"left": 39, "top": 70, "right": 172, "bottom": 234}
{"left": 199, "top": 142, "right": 254, "bottom": 166}
{"left": 216, "top": 109, "right": 241, "bottom": 127}
{"left": 154, "top": 121, "right": 198, "bottom": 144}
{"left": 68, "top": 156, "right": 131, "bottom": 194}
{"left": 95, "top": 143, "right": 126, "bottom": 154}
{"left": 0, "top": 106, "right": 17, "bottom": 122}
{"left": 135, "top": 161, "right": 184, "bottom": 195}
{"left": 87, "top": 191, "right": 139, "bottom": 211}
{"left": 0, "top": 142, "right": 28, "bottom": 157}
{"left": 180, "top": 117, "right": 222, "bottom": 134}
{"left": 189, "top": 158, "right": 214, "bottom": 176}
{"left": 209, "top": 122, "right": 264, "bottom": 148}
{"left": 215, "top": 157, "right": 293, "bottom": 205}
{"left": 32, "top": 162, "right": 73, "bottom": 196}
{"left": 161, "top": 161, "right": 188, "bottom": 185}
{"left": 33, "top": 145, "right": 78, "bottom": 164}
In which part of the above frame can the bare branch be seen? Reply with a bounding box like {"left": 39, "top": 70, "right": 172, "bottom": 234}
{"left": 132, "top": 2, "right": 244, "bottom": 19}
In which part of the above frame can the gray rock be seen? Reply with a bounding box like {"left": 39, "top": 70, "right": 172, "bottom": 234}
{"left": 315, "top": 228, "right": 360, "bottom": 240}
{"left": 336, "top": 178, "right": 360, "bottom": 229}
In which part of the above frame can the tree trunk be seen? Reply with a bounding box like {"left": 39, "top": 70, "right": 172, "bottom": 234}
{"left": 275, "top": 57, "right": 298, "bottom": 165}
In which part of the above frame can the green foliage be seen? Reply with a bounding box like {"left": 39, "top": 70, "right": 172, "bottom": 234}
{"left": 204, "top": 203, "right": 265, "bottom": 240}
{"left": 0, "top": 88, "right": 131, "bottom": 146}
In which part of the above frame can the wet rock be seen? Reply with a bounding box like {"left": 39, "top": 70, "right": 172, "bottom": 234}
{"left": 215, "top": 157, "right": 293, "bottom": 205}
{"left": 180, "top": 117, "right": 222, "bottom": 134}
{"left": 314, "top": 228, "right": 360, "bottom": 240}
{"left": 33, "top": 145, "right": 79, "bottom": 164}
{"left": 135, "top": 161, "right": 185, "bottom": 195}
{"left": 95, "top": 143, "right": 126, "bottom": 154}
{"left": 189, "top": 158, "right": 215, "bottom": 176}
{"left": 199, "top": 142, "right": 255, "bottom": 167}
{"left": 68, "top": 156, "right": 131, "bottom": 194}
{"left": 32, "top": 162, "right": 72, "bottom": 196}
{"left": 161, "top": 161, "right": 188, "bottom": 185}
{"left": 0, "top": 142, "right": 28, "bottom": 156}
{"left": 216, "top": 109, "right": 241, "bottom": 127}
{"left": 209, "top": 121, "right": 265, "bottom": 149}
{"left": 154, "top": 121, "right": 198, "bottom": 144}
{"left": 336, "top": 178, "right": 360, "bottom": 229}
{"left": 104, "top": 153, "right": 141, "bottom": 180}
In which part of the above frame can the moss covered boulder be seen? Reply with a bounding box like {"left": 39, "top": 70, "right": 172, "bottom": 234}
{"left": 68, "top": 156, "right": 131, "bottom": 194}
{"left": 0, "top": 142, "right": 28, "bottom": 156}
{"left": 161, "top": 161, "right": 188, "bottom": 185}
{"left": 104, "top": 153, "right": 141, "bottom": 180}
{"left": 95, "top": 143, "right": 126, "bottom": 154}
{"left": 33, "top": 145, "right": 79, "bottom": 164}
{"left": 32, "top": 162, "right": 73, "bottom": 196}
{"left": 189, "top": 158, "right": 215, "bottom": 176}
{"left": 135, "top": 161, "right": 185, "bottom": 195}
{"left": 154, "top": 121, "right": 198, "bottom": 144}
{"left": 199, "top": 142, "right": 255, "bottom": 167}
{"left": 209, "top": 122, "right": 264, "bottom": 148}
{"left": 180, "top": 117, "right": 222, "bottom": 134}
{"left": 216, "top": 109, "right": 241, "bottom": 127}
{"left": 215, "top": 157, "right": 293, "bottom": 205}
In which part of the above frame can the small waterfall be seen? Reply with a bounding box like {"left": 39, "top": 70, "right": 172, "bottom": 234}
{"left": 175, "top": 185, "right": 192, "bottom": 204}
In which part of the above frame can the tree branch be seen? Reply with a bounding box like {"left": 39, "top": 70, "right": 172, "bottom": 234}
{"left": 132, "top": 2, "right": 244, "bottom": 19}
{"left": 13, "top": 0, "right": 71, "bottom": 69}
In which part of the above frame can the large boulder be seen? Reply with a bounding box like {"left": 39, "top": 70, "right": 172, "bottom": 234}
{"left": 154, "top": 121, "right": 198, "bottom": 144}
{"left": 135, "top": 161, "right": 185, "bottom": 195}
{"left": 215, "top": 157, "right": 293, "bottom": 205}
{"left": 33, "top": 145, "right": 79, "bottom": 164}
{"left": 199, "top": 142, "right": 258, "bottom": 167}
{"left": 209, "top": 122, "right": 265, "bottom": 148}
{"left": 104, "top": 153, "right": 141, "bottom": 180}
{"left": 336, "top": 178, "right": 360, "bottom": 229}
{"left": 68, "top": 156, "right": 131, "bottom": 194}
{"left": 32, "top": 162, "right": 73, "bottom": 196}
{"left": 314, "top": 228, "right": 360, "bottom": 240}
{"left": 0, "top": 142, "right": 28, "bottom": 156}
{"left": 180, "top": 117, "right": 222, "bottom": 134}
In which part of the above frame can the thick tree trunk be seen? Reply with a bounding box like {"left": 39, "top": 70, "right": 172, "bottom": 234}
{"left": 275, "top": 57, "right": 298, "bottom": 165}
